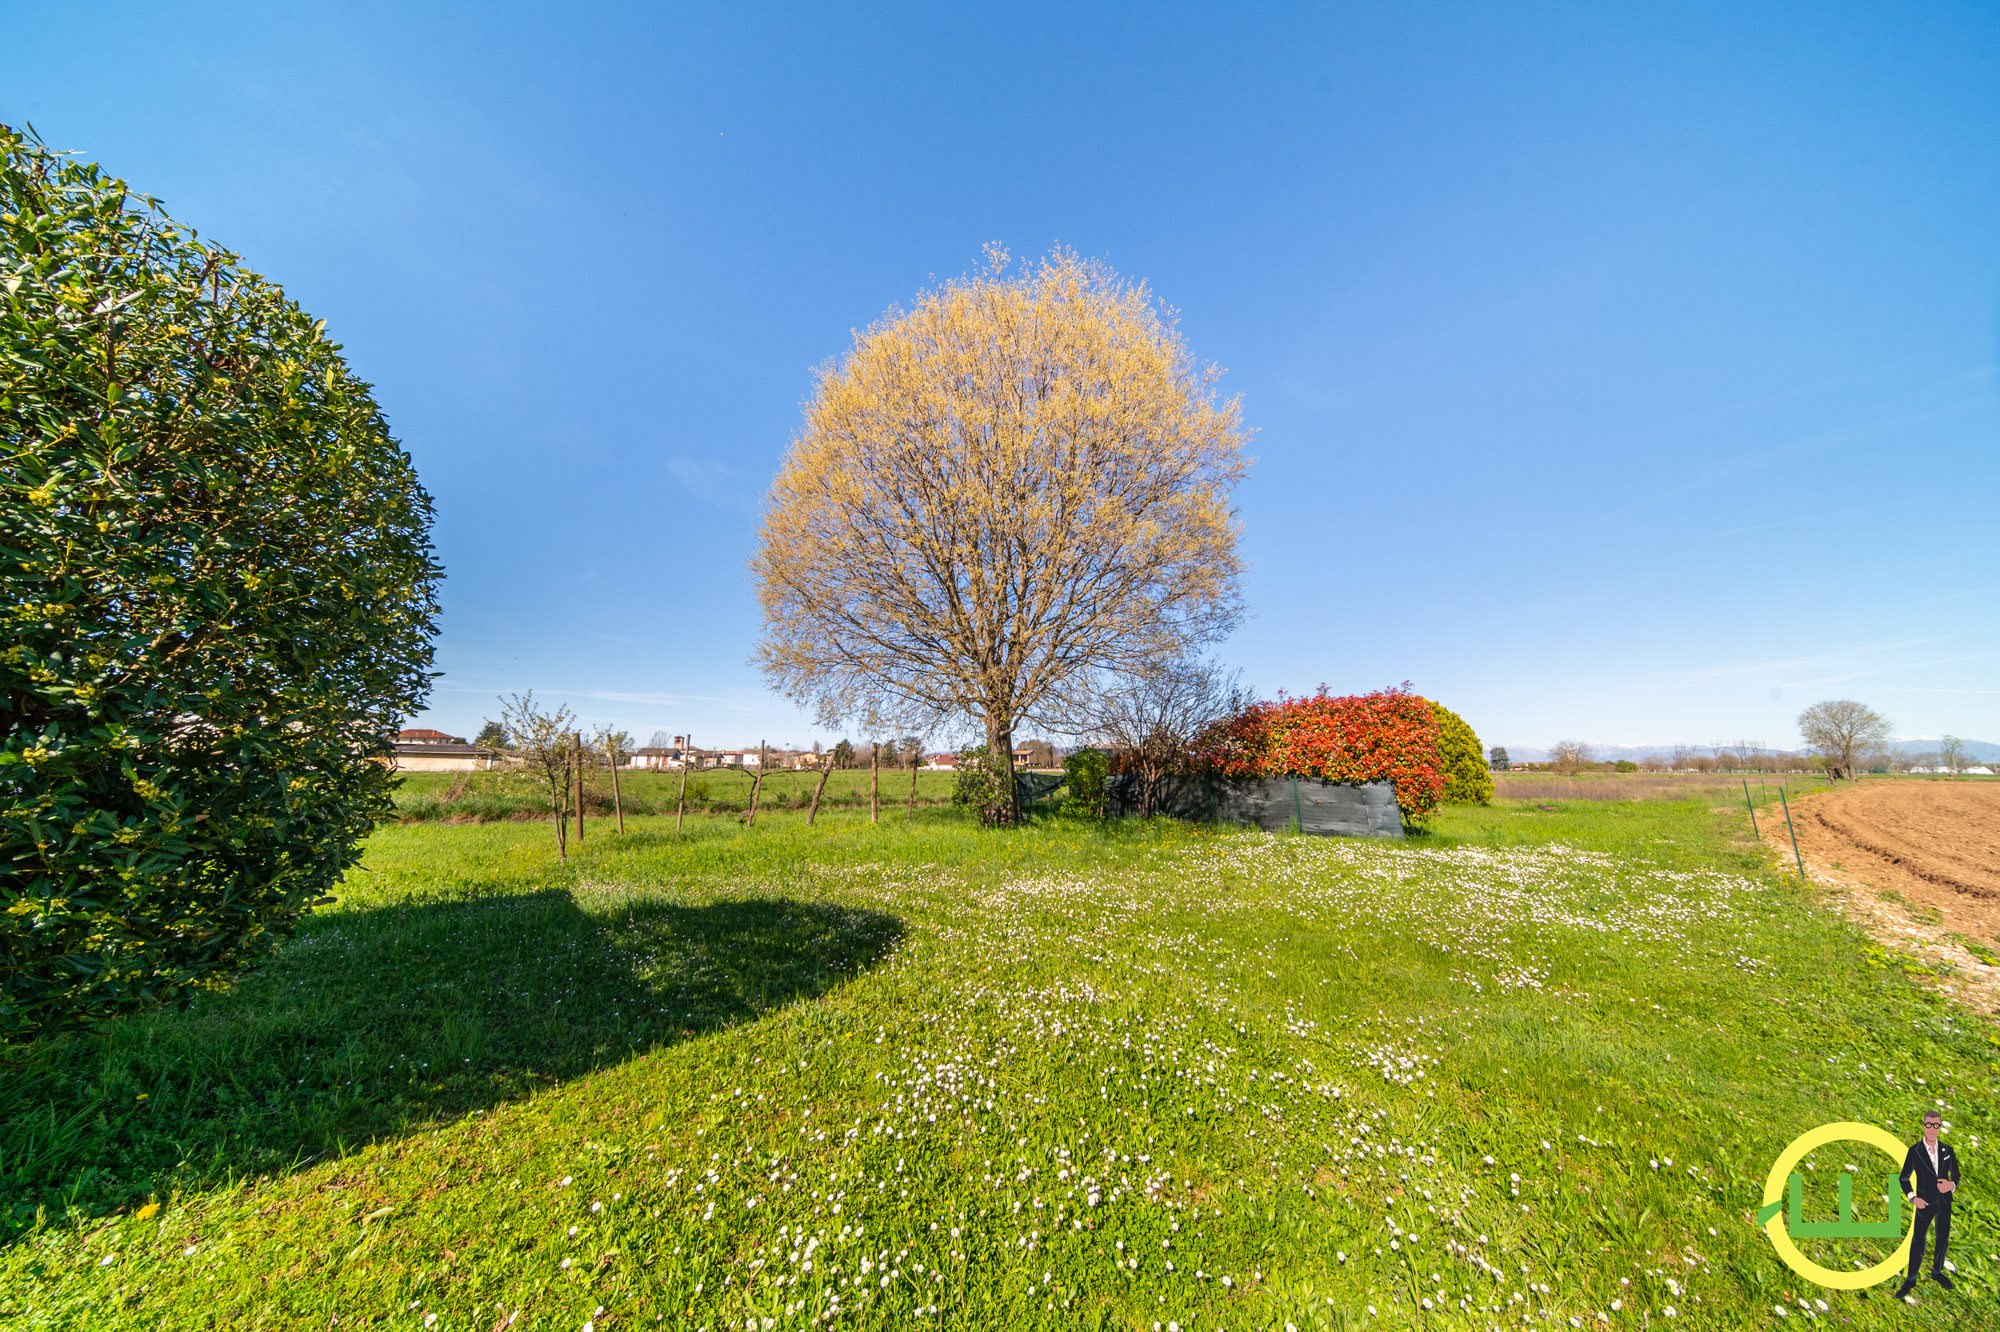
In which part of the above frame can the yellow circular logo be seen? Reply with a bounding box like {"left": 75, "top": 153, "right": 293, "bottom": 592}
{"left": 1759, "top": 1122, "right": 1914, "bottom": 1289}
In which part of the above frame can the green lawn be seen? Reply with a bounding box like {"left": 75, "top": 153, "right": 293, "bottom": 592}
{"left": 3, "top": 798, "right": 1995, "bottom": 1330}
{"left": 391, "top": 766, "right": 965, "bottom": 823}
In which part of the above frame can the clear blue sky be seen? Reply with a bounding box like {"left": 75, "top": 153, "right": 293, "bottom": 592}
{"left": 11, "top": 2, "right": 1997, "bottom": 754}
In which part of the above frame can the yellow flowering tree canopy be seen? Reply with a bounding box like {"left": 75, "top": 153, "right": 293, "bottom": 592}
{"left": 751, "top": 248, "right": 1249, "bottom": 823}
{"left": 1, "top": 126, "right": 439, "bottom": 1038}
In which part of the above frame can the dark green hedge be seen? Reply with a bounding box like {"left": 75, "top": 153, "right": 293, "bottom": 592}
{"left": 1061, "top": 747, "right": 1109, "bottom": 819}
{"left": 1, "top": 127, "right": 439, "bottom": 1039}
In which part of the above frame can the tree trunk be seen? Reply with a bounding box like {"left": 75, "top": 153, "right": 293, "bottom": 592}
{"left": 573, "top": 732, "right": 585, "bottom": 843}
{"left": 808, "top": 754, "right": 832, "bottom": 825}
{"left": 676, "top": 735, "right": 690, "bottom": 832}
{"left": 907, "top": 743, "right": 919, "bottom": 821}
{"left": 552, "top": 761, "right": 568, "bottom": 862}
{"left": 988, "top": 722, "right": 1019, "bottom": 826}
{"left": 870, "top": 743, "right": 879, "bottom": 824}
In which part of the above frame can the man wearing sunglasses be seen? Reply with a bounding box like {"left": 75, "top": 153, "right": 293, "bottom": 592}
{"left": 1895, "top": 1108, "right": 1959, "bottom": 1300}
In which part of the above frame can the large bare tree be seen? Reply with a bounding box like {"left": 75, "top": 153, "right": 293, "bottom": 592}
{"left": 751, "top": 248, "right": 1250, "bottom": 823}
{"left": 1548, "top": 740, "right": 1594, "bottom": 776}
{"left": 1797, "top": 699, "right": 1890, "bottom": 780}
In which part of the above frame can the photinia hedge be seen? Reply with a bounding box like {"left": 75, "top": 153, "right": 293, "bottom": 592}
{"left": 1198, "top": 686, "right": 1445, "bottom": 823}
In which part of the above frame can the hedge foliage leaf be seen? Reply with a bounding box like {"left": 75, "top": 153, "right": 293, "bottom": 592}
{"left": 1, "top": 126, "right": 439, "bottom": 1039}
{"left": 1200, "top": 686, "right": 1444, "bottom": 824}
{"left": 1431, "top": 700, "right": 1494, "bottom": 805}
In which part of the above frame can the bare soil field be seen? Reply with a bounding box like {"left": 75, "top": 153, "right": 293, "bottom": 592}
{"left": 1762, "top": 778, "right": 2000, "bottom": 1012}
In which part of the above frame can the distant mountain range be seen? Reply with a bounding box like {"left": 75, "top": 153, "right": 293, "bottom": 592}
{"left": 1495, "top": 738, "right": 2000, "bottom": 764}
{"left": 1893, "top": 737, "right": 2000, "bottom": 763}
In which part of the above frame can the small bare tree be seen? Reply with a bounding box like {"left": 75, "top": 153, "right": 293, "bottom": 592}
{"left": 501, "top": 692, "right": 577, "bottom": 861}
{"left": 1941, "top": 735, "right": 1968, "bottom": 776}
{"left": 1796, "top": 700, "right": 1890, "bottom": 781}
{"left": 807, "top": 747, "right": 834, "bottom": 825}
{"left": 1081, "top": 657, "right": 1245, "bottom": 818}
{"left": 745, "top": 740, "right": 768, "bottom": 827}
{"left": 1548, "top": 740, "right": 1594, "bottom": 776}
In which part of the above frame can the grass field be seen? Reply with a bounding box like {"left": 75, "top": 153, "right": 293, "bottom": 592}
{"left": 391, "top": 768, "right": 967, "bottom": 823}
{"left": 3, "top": 795, "right": 1996, "bottom": 1330}
{"left": 1489, "top": 774, "right": 1837, "bottom": 803}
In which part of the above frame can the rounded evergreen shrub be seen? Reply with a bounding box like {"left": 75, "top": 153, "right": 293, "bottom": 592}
{"left": 951, "top": 744, "right": 1012, "bottom": 824}
{"left": 1430, "top": 701, "right": 1493, "bottom": 805}
{"left": 1, "top": 127, "right": 440, "bottom": 1039}
{"left": 1060, "top": 747, "right": 1109, "bottom": 819}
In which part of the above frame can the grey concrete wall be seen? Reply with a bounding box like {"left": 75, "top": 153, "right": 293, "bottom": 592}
{"left": 1106, "top": 774, "right": 1404, "bottom": 839}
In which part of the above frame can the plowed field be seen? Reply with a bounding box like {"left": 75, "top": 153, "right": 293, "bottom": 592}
{"left": 1795, "top": 779, "right": 1999, "bottom": 908}
{"left": 1762, "top": 779, "right": 2000, "bottom": 1010}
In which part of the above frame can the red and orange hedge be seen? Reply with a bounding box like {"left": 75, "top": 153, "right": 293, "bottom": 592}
{"left": 1198, "top": 686, "right": 1445, "bottom": 823}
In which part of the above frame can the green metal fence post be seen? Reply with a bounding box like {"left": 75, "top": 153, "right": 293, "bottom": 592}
{"left": 1291, "top": 776, "right": 1303, "bottom": 834}
{"left": 1779, "top": 787, "right": 1807, "bottom": 880}
{"left": 1742, "top": 778, "right": 1759, "bottom": 839}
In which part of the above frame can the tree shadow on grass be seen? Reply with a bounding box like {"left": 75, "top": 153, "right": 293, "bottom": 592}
{"left": 0, "top": 890, "right": 901, "bottom": 1239}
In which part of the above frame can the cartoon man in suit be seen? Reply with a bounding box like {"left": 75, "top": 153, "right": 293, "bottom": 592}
{"left": 1895, "top": 1108, "right": 1959, "bottom": 1298}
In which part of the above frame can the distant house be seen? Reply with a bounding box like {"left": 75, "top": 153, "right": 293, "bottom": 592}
{"left": 1013, "top": 740, "right": 1058, "bottom": 769}
{"left": 626, "top": 747, "right": 834, "bottom": 771}
{"left": 922, "top": 752, "right": 960, "bottom": 771}
{"left": 391, "top": 736, "right": 494, "bottom": 773}
{"left": 627, "top": 747, "right": 702, "bottom": 770}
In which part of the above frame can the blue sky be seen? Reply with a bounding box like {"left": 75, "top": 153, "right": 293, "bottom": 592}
{"left": 11, "top": 2, "right": 1997, "bottom": 754}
